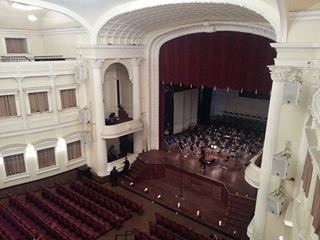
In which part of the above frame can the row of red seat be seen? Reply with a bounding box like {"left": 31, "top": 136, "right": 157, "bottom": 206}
{"left": 81, "top": 176, "right": 143, "bottom": 215}
{"left": 155, "top": 213, "right": 211, "bottom": 240}
{"left": 70, "top": 181, "right": 131, "bottom": 219}
{"left": 0, "top": 202, "right": 33, "bottom": 240}
{"left": 41, "top": 186, "right": 110, "bottom": 233}
{"left": 149, "top": 221, "right": 184, "bottom": 240}
{"left": 55, "top": 183, "right": 123, "bottom": 227}
{"left": 7, "top": 193, "right": 72, "bottom": 240}
{"left": 133, "top": 228, "right": 158, "bottom": 240}
{"left": 26, "top": 191, "right": 97, "bottom": 240}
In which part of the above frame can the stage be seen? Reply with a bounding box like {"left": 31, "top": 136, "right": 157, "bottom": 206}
{"left": 120, "top": 150, "right": 256, "bottom": 240}
{"left": 142, "top": 149, "right": 257, "bottom": 199}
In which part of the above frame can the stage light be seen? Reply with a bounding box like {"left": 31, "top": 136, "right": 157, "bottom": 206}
{"left": 218, "top": 220, "right": 222, "bottom": 227}
{"left": 144, "top": 187, "right": 149, "bottom": 193}
{"left": 157, "top": 194, "right": 162, "bottom": 199}
{"left": 233, "top": 231, "right": 237, "bottom": 235}
{"left": 279, "top": 236, "right": 284, "bottom": 240}
{"left": 177, "top": 202, "right": 181, "bottom": 208}
{"left": 129, "top": 182, "right": 134, "bottom": 187}
{"left": 196, "top": 210, "right": 200, "bottom": 217}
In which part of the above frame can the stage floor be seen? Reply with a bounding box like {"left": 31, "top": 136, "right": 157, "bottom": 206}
{"left": 142, "top": 149, "right": 257, "bottom": 199}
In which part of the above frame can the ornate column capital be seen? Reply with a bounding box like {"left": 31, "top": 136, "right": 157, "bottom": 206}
{"left": 302, "top": 68, "right": 320, "bottom": 86}
{"left": 15, "top": 77, "right": 24, "bottom": 83}
{"left": 88, "top": 58, "right": 105, "bottom": 69}
{"left": 268, "top": 65, "right": 302, "bottom": 82}
{"left": 131, "top": 57, "right": 144, "bottom": 67}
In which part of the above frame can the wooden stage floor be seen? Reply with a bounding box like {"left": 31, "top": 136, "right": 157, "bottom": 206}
{"left": 143, "top": 149, "right": 257, "bottom": 199}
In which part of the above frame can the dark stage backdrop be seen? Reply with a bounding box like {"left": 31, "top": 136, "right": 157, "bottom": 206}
{"left": 159, "top": 32, "right": 276, "bottom": 148}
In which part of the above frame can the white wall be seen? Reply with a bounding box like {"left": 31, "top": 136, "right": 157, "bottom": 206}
{"left": 173, "top": 89, "right": 198, "bottom": 134}
{"left": 210, "top": 89, "right": 270, "bottom": 118}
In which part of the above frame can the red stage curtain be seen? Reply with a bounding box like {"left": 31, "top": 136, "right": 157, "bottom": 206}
{"left": 158, "top": 32, "right": 275, "bottom": 149}
{"left": 159, "top": 32, "right": 275, "bottom": 94}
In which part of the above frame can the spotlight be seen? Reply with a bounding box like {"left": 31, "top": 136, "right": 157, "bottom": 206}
{"left": 144, "top": 187, "right": 149, "bottom": 193}
{"left": 129, "top": 182, "right": 134, "bottom": 187}
{"left": 177, "top": 202, "right": 181, "bottom": 208}
{"left": 279, "top": 236, "right": 284, "bottom": 240}
{"left": 218, "top": 220, "right": 222, "bottom": 227}
{"left": 196, "top": 210, "right": 200, "bottom": 217}
{"left": 157, "top": 194, "right": 162, "bottom": 199}
{"left": 233, "top": 230, "right": 237, "bottom": 235}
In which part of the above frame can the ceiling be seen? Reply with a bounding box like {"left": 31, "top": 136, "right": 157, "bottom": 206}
{"left": 0, "top": 0, "right": 80, "bottom": 30}
{"left": 98, "top": 3, "right": 273, "bottom": 45}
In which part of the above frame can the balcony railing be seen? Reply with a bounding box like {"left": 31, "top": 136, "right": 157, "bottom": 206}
{"left": 0, "top": 55, "right": 76, "bottom": 62}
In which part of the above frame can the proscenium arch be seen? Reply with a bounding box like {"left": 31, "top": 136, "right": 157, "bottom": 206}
{"left": 12, "top": 0, "right": 93, "bottom": 35}
{"left": 145, "top": 24, "right": 277, "bottom": 150}
{"left": 93, "top": 0, "right": 285, "bottom": 43}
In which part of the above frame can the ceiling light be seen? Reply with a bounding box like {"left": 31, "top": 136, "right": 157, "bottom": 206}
{"left": 28, "top": 14, "right": 37, "bottom": 22}
{"left": 12, "top": 2, "right": 41, "bottom": 11}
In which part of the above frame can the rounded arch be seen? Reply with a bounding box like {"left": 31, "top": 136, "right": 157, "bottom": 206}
{"left": 102, "top": 61, "right": 132, "bottom": 81}
{"left": 145, "top": 23, "right": 277, "bottom": 150}
{"left": 93, "top": 0, "right": 284, "bottom": 43}
{"left": 13, "top": 0, "right": 93, "bottom": 35}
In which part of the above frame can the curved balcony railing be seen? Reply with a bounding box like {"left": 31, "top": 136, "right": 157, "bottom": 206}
{"left": 101, "top": 119, "right": 143, "bottom": 139}
{"left": 244, "top": 151, "right": 263, "bottom": 188}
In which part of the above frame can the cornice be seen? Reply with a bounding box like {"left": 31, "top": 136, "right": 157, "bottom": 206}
{"left": 0, "top": 27, "right": 86, "bottom": 36}
{"left": 289, "top": 10, "right": 320, "bottom": 21}
{"left": 271, "top": 42, "right": 320, "bottom": 50}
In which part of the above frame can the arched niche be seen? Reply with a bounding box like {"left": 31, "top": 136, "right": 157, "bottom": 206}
{"left": 103, "top": 63, "right": 133, "bottom": 123}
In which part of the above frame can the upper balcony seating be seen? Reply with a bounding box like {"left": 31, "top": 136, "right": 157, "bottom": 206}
{"left": 80, "top": 176, "right": 143, "bottom": 215}
{"left": 105, "top": 105, "right": 132, "bottom": 126}
{"left": 40, "top": 186, "right": 111, "bottom": 233}
{"left": 25, "top": 191, "right": 97, "bottom": 240}
{"left": 154, "top": 213, "right": 211, "bottom": 240}
{"left": 70, "top": 181, "right": 131, "bottom": 219}
{"left": 7, "top": 193, "right": 72, "bottom": 240}
{"left": 55, "top": 183, "right": 123, "bottom": 227}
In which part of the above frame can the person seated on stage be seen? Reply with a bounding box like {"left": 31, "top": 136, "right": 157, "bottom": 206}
{"left": 122, "top": 156, "right": 130, "bottom": 175}
{"left": 108, "top": 145, "right": 117, "bottom": 162}
{"left": 110, "top": 166, "right": 119, "bottom": 187}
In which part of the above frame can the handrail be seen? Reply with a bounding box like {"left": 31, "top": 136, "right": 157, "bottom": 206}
{"left": 0, "top": 55, "right": 76, "bottom": 62}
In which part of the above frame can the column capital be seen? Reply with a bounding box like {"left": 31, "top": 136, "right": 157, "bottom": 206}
{"left": 88, "top": 58, "right": 105, "bottom": 69}
{"left": 16, "top": 77, "right": 24, "bottom": 83}
{"left": 303, "top": 68, "right": 320, "bottom": 86}
{"left": 268, "top": 65, "right": 302, "bottom": 82}
{"left": 131, "top": 57, "right": 144, "bottom": 67}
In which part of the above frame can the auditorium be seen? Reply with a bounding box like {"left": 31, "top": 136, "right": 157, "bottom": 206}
{"left": 0, "top": 0, "right": 319, "bottom": 240}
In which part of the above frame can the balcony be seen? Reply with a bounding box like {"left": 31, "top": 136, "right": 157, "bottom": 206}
{"left": 101, "top": 119, "right": 143, "bottom": 139}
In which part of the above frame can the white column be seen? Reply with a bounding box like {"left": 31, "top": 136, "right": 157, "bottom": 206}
{"left": 132, "top": 57, "right": 144, "bottom": 153}
{"left": 49, "top": 75, "right": 59, "bottom": 123}
{"left": 90, "top": 59, "right": 108, "bottom": 177}
{"left": 16, "top": 77, "right": 28, "bottom": 129}
{"left": 252, "top": 66, "right": 301, "bottom": 239}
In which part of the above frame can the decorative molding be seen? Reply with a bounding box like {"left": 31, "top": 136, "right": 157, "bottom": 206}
{"left": 0, "top": 144, "right": 27, "bottom": 157}
{"left": 131, "top": 57, "right": 144, "bottom": 67}
{"left": 33, "top": 138, "right": 58, "bottom": 150}
{"left": 268, "top": 65, "right": 302, "bottom": 82}
{"left": 0, "top": 27, "right": 86, "bottom": 36}
{"left": 88, "top": 59, "right": 105, "bottom": 69}
{"left": 78, "top": 45, "right": 145, "bottom": 59}
{"left": 290, "top": 10, "right": 320, "bottom": 21}
{"left": 93, "top": 0, "right": 281, "bottom": 44}
{"left": 0, "top": 120, "right": 81, "bottom": 138}
{"left": 0, "top": 61, "right": 78, "bottom": 79}
{"left": 311, "top": 88, "right": 320, "bottom": 127}
{"left": 271, "top": 42, "right": 320, "bottom": 50}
